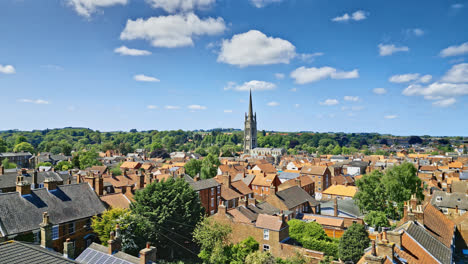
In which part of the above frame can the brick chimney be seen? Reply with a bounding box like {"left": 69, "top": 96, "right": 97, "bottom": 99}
{"left": 364, "top": 240, "right": 385, "bottom": 264}
{"left": 0, "top": 165, "right": 4, "bottom": 175}
{"left": 218, "top": 200, "right": 227, "bottom": 215}
{"left": 95, "top": 175, "right": 104, "bottom": 196}
{"left": 137, "top": 171, "right": 145, "bottom": 189}
{"left": 63, "top": 238, "right": 75, "bottom": 259}
{"left": 414, "top": 204, "right": 424, "bottom": 225}
{"left": 222, "top": 172, "right": 231, "bottom": 188}
{"left": 108, "top": 224, "right": 122, "bottom": 255}
{"left": 32, "top": 169, "right": 38, "bottom": 189}
{"left": 387, "top": 231, "right": 402, "bottom": 248}
{"left": 16, "top": 172, "right": 31, "bottom": 195}
{"left": 194, "top": 174, "right": 200, "bottom": 182}
{"left": 84, "top": 173, "right": 96, "bottom": 190}
{"left": 377, "top": 231, "right": 395, "bottom": 261}
{"left": 44, "top": 177, "right": 58, "bottom": 191}
{"left": 40, "top": 212, "right": 53, "bottom": 249}
{"left": 295, "top": 177, "right": 301, "bottom": 187}
{"left": 409, "top": 194, "right": 418, "bottom": 210}
{"left": 139, "top": 242, "right": 157, "bottom": 264}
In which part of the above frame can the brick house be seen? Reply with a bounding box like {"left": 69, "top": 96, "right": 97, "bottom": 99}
{"left": 185, "top": 175, "right": 221, "bottom": 215}
{"left": 300, "top": 165, "right": 331, "bottom": 200}
{"left": 278, "top": 175, "right": 315, "bottom": 196}
{"left": 251, "top": 173, "right": 281, "bottom": 199}
{"left": 0, "top": 176, "right": 106, "bottom": 256}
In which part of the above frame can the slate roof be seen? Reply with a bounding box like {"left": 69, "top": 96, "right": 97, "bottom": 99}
{"left": 0, "top": 240, "right": 78, "bottom": 264}
{"left": 0, "top": 171, "right": 64, "bottom": 189}
{"left": 404, "top": 222, "right": 452, "bottom": 264}
{"left": 185, "top": 176, "right": 220, "bottom": 191}
{"left": 431, "top": 190, "right": 468, "bottom": 210}
{"left": 274, "top": 185, "right": 318, "bottom": 209}
{"left": 248, "top": 202, "right": 281, "bottom": 215}
{"left": 278, "top": 171, "right": 300, "bottom": 181}
{"left": 76, "top": 243, "right": 140, "bottom": 264}
{"left": 0, "top": 183, "right": 106, "bottom": 236}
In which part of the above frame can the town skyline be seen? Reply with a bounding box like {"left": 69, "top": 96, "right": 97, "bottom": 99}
{"left": 1, "top": 0, "right": 468, "bottom": 136}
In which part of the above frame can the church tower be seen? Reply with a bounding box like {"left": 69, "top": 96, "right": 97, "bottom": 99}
{"left": 244, "top": 90, "right": 257, "bottom": 153}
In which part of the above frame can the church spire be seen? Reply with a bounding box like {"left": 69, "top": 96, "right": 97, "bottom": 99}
{"left": 248, "top": 89, "right": 253, "bottom": 120}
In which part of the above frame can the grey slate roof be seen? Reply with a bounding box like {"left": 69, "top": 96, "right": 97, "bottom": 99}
{"left": 430, "top": 190, "right": 468, "bottom": 210}
{"left": 320, "top": 199, "right": 363, "bottom": 218}
{"left": 278, "top": 171, "right": 300, "bottom": 181}
{"left": 0, "top": 183, "right": 106, "bottom": 236}
{"left": 0, "top": 240, "right": 77, "bottom": 264}
{"left": 405, "top": 222, "right": 452, "bottom": 264}
{"left": 274, "top": 186, "right": 319, "bottom": 209}
{"left": 0, "top": 171, "right": 63, "bottom": 189}
{"left": 185, "top": 176, "right": 220, "bottom": 191}
{"left": 247, "top": 202, "right": 288, "bottom": 216}
{"left": 76, "top": 243, "right": 140, "bottom": 264}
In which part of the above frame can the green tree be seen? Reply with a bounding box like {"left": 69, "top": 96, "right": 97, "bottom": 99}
{"left": 338, "top": 224, "right": 370, "bottom": 263}
{"left": 15, "top": 135, "right": 28, "bottom": 145}
{"left": 200, "top": 154, "right": 220, "bottom": 179}
{"left": 354, "top": 171, "right": 388, "bottom": 214}
{"left": 193, "top": 217, "right": 232, "bottom": 264}
{"left": 2, "top": 158, "right": 16, "bottom": 169}
{"left": 230, "top": 237, "right": 259, "bottom": 264}
{"left": 0, "top": 138, "right": 7, "bottom": 152}
{"left": 131, "top": 178, "right": 204, "bottom": 259}
{"left": 13, "top": 142, "right": 34, "bottom": 153}
{"left": 55, "top": 160, "right": 73, "bottom": 171}
{"left": 50, "top": 146, "right": 62, "bottom": 155}
{"left": 184, "top": 159, "right": 202, "bottom": 177}
{"left": 92, "top": 208, "right": 131, "bottom": 246}
{"left": 383, "top": 162, "right": 424, "bottom": 205}
{"left": 331, "top": 145, "right": 342, "bottom": 155}
{"left": 77, "top": 150, "right": 102, "bottom": 169}
{"left": 244, "top": 251, "right": 276, "bottom": 264}
{"left": 364, "top": 211, "right": 389, "bottom": 229}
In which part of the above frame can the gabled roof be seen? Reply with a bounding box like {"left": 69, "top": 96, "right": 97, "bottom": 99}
{"left": 100, "top": 193, "right": 131, "bottom": 209}
{"left": 0, "top": 183, "right": 106, "bottom": 236}
{"left": 0, "top": 171, "right": 63, "bottom": 189}
{"left": 76, "top": 242, "right": 140, "bottom": 264}
{"left": 300, "top": 165, "right": 327, "bottom": 175}
{"left": 278, "top": 175, "right": 314, "bottom": 191}
{"left": 301, "top": 214, "right": 344, "bottom": 228}
{"left": 220, "top": 185, "right": 242, "bottom": 201}
{"left": 431, "top": 190, "right": 468, "bottom": 210}
{"left": 252, "top": 163, "right": 277, "bottom": 174}
{"left": 320, "top": 199, "right": 362, "bottom": 218}
{"left": 186, "top": 177, "right": 220, "bottom": 191}
{"left": 231, "top": 181, "right": 253, "bottom": 195}
{"left": 0, "top": 240, "right": 78, "bottom": 264}
{"left": 274, "top": 185, "right": 318, "bottom": 209}
{"left": 251, "top": 173, "right": 277, "bottom": 187}
{"left": 322, "top": 185, "right": 357, "bottom": 197}
{"left": 248, "top": 202, "right": 281, "bottom": 215}
{"left": 423, "top": 203, "right": 455, "bottom": 248}
{"left": 255, "top": 214, "right": 286, "bottom": 231}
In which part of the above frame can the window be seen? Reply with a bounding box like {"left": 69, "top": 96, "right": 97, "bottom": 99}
{"left": 52, "top": 225, "right": 59, "bottom": 240}
{"left": 210, "top": 210, "right": 215, "bottom": 215}
{"left": 34, "top": 232, "right": 40, "bottom": 243}
{"left": 255, "top": 186, "right": 258, "bottom": 190}
{"left": 263, "top": 244, "right": 270, "bottom": 251}
{"left": 211, "top": 188, "right": 214, "bottom": 195}
{"left": 217, "top": 186, "right": 221, "bottom": 193}
{"left": 263, "top": 229, "right": 269, "bottom": 240}
{"left": 211, "top": 197, "right": 214, "bottom": 207}
{"left": 68, "top": 222, "right": 75, "bottom": 234}
{"left": 265, "top": 187, "right": 269, "bottom": 192}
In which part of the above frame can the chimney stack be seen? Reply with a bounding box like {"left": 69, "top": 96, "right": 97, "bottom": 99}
{"left": 0, "top": 165, "right": 4, "bottom": 175}
{"left": 63, "top": 238, "right": 75, "bottom": 259}
{"left": 194, "top": 174, "right": 200, "bottom": 182}
{"left": 139, "top": 242, "right": 157, "bottom": 264}
{"left": 295, "top": 177, "right": 301, "bottom": 187}
{"left": 222, "top": 172, "right": 231, "bottom": 188}
{"left": 333, "top": 197, "right": 338, "bottom": 217}
{"left": 364, "top": 240, "right": 385, "bottom": 264}
{"left": 137, "top": 172, "right": 145, "bottom": 189}
{"left": 108, "top": 224, "right": 122, "bottom": 255}
{"left": 85, "top": 173, "right": 96, "bottom": 190}
{"left": 44, "top": 177, "right": 57, "bottom": 191}
{"left": 218, "top": 200, "right": 227, "bottom": 215}
{"left": 16, "top": 173, "right": 31, "bottom": 195}
{"left": 40, "top": 212, "right": 53, "bottom": 249}
{"left": 96, "top": 175, "right": 104, "bottom": 196}
{"left": 32, "top": 169, "right": 38, "bottom": 189}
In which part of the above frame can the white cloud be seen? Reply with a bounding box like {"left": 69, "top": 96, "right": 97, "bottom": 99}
{"left": 344, "top": 96, "right": 359, "bottom": 102}
{"left": 188, "top": 104, "right": 207, "bottom": 110}
{"left": 294, "top": 104, "right": 300, "bottom": 108}
{"left": 224, "top": 109, "right": 232, "bottom": 113}
{"left": 406, "top": 28, "right": 424, "bottom": 37}
{"left": 218, "top": 30, "right": 296, "bottom": 67}
{"left": 67, "top": 0, "right": 127, "bottom": 17}
{"left": 275, "top": 73, "right": 285, "bottom": 79}
{"left": 388, "top": 73, "right": 433, "bottom": 84}
{"left": 432, "top": 98, "right": 456, "bottom": 107}
{"left": 120, "top": 13, "right": 226, "bottom": 48}
{"left": 165, "top": 105, "right": 180, "bottom": 109}
{"left": 0, "top": 64, "right": 15, "bottom": 74}
{"left": 452, "top": 3, "right": 464, "bottom": 9}
{"left": 18, "top": 99, "right": 50, "bottom": 105}
{"left": 134, "top": 74, "right": 160, "bottom": 82}
{"left": 267, "top": 101, "right": 279, "bottom": 106}
{"left": 147, "top": 105, "right": 158, "bottom": 109}
{"left": 290, "top": 88, "right": 297, "bottom": 92}
{"left": 299, "top": 52, "right": 324, "bottom": 62}
{"left": 147, "top": 0, "right": 215, "bottom": 13}
{"left": 440, "top": 42, "right": 468, "bottom": 57}
{"left": 402, "top": 82, "right": 468, "bottom": 97}
{"left": 320, "top": 99, "right": 339, "bottom": 106}
{"left": 378, "top": 44, "right": 409, "bottom": 56}
{"left": 441, "top": 63, "right": 468, "bottom": 83}
{"left": 250, "top": 0, "right": 282, "bottom": 8}
{"left": 290, "top": 66, "right": 359, "bottom": 84}
{"left": 332, "top": 10, "right": 367, "bottom": 22}
{"left": 342, "top": 106, "right": 364, "bottom": 111}
{"left": 384, "top": 115, "right": 397, "bottom": 119}
{"left": 224, "top": 80, "right": 276, "bottom": 92}
{"left": 114, "top": 46, "right": 151, "bottom": 56}
{"left": 373, "top": 88, "right": 387, "bottom": 94}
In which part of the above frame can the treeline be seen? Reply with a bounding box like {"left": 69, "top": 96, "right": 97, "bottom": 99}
{"left": 0, "top": 128, "right": 457, "bottom": 157}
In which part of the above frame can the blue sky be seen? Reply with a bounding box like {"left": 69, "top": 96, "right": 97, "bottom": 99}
{"left": 0, "top": 0, "right": 467, "bottom": 136}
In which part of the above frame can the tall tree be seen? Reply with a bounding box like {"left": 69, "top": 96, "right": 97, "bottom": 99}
{"left": 13, "top": 142, "right": 34, "bottom": 153}
{"left": 383, "top": 162, "right": 424, "bottom": 204}
{"left": 92, "top": 208, "right": 130, "bottom": 246}
{"left": 201, "top": 153, "right": 220, "bottom": 179}
{"left": 184, "top": 159, "right": 202, "bottom": 177}
{"left": 193, "top": 218, "right": 232, "bottom": 263}
{"left": 338, "top": 223, "right": 370, "bottom": 263}
{"left": 131, "top": 178, "right": 204, "bottom": 259}
{"left": 354, "top": 170, "right": 388, "bottom": 214}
